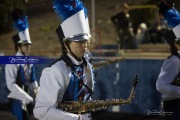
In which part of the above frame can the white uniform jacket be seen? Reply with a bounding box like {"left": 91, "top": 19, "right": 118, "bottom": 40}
{"left": 156, "top": 54, "right": 180, "bottom": 101}
{"left": 5, "top": 52, "right": 39, "bottom": 104}
{"left": 33, "top": 54, "right": 95, "bottom": 120}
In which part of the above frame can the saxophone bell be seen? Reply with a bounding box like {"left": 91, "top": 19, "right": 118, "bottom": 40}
{"left": 133, "top": 75, "right": 139, "bottom": 87}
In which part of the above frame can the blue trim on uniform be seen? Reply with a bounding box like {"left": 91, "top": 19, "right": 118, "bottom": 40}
{"left": 19, "top": 66, "right": 26, "bottom": 85}
{"left": 19, "top": 65, "right": 37, "bottom": 84}
{"left": 30, "top": 66, "right": 36, "bottom": 83}
{"left": 73, "top": 66, "right": 83, "bottom": 100}
{"left": 12, "top": 99, "right": 23, "bottom": 120}
{"left": 73, "top": 71, "right": 79, "bottom": 100}
{"left": 62, "top": 73, "right": 75, "bottom": 101}
{"left": 62, "top": 65, "right": 87, "bottom": 101}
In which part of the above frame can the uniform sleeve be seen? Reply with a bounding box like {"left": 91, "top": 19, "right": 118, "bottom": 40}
{"left": 33, "top": 67, "right": 79, "bottom": 120}
{"left": 5, "top": 64, "right": 33, "bottom": 103}
{"left": 156, "top": 56, "right": 180, "bottom": 96}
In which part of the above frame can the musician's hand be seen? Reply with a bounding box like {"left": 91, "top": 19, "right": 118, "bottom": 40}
{"left": 79, "top": 113, "right": 92, "bottom": 120}
{"left": 33, "top": 87, "right": 40, "bottom": 97}
{"left": 25, "top": 95, "right": 33, "bottom": 104}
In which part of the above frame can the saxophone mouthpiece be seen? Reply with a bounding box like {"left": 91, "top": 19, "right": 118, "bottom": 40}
{"left": 133, "top": 75, "right": 139, "bottom": 87}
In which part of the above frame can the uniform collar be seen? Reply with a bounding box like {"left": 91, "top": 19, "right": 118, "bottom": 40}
{"left": 67, "top": 54, "right": 83, "bottom": 65}
{"left": 15, "top": 52, "right": 24, "bottom": 56}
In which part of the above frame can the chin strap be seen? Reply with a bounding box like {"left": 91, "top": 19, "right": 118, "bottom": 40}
{"left": 61, "top": 42, "right": 88, "bottom": 69}
{"left": 66, "top": 43, "right": 82, "bottom": 61}
{"left": 61, "top": 54, "right": 75, "bottom": 71}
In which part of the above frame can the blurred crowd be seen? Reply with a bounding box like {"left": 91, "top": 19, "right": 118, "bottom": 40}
{"left": 111, "top": 3, "right": 175, "bottom": 49}
{"left": 135, "top": 15, "right": 175, "bottom": 45}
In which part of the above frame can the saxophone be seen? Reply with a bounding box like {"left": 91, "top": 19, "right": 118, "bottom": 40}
{"left": 92, "top": 42, "right": 125, "bottom": 69}
{"left": 58, "top": 75, "right": 138, "bottom": 114}
{"left": 92, "top": 50, "right": 125, "bottom": 69}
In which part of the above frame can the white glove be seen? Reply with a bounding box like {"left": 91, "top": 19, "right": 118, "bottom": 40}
{"left": 25, "top": 95, "right": 34, "bottom": 104}
{"left": 7, "top": 92, "right": 33, "bottom": 104}
{"left": 33, "top": 87, "right": 40, "bottom": 97}
{"left": 79, "top": 113, "right": 92, "bottom": 120}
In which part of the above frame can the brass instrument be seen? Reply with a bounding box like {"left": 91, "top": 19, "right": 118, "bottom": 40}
{"left": 92, "top": 42, "right": 125, "bottom": 69}
{"left": 58, "top": 75, "right": 138, "bottom": 114}
{"left": 92, "top": 50, "right": 124, "bottom": 69}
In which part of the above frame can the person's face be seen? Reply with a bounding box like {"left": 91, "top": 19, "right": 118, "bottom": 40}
{"left": 20, "top": 44, "right": 31, "bottom": 55}
{"left": 68, "top": 40, "right": 89, "bottom": 58}
{"left": 175, "top": 41, "right": 180, "bottom": 50}
{"left": 123, "top": 7, "right": 129, "bottom": 14}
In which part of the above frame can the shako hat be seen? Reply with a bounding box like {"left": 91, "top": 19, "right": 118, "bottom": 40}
{"left": 157, "top": 0, "right": 180, "bottom": 42}
{"left": 11, "top": 8, "right": 32, "bottom": 45}
{"left": 53, "top": 0, "right": 91, "bottom": 43}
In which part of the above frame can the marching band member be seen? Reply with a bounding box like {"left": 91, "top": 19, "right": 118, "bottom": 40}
{"left": 156, "top": 0, "right": 180, "bottom": 120}
{"left": 33, "top": 0, "right": 95, "bottom": 120}
{"left": 5, "top": 8, "right": 39, "bottom": 120}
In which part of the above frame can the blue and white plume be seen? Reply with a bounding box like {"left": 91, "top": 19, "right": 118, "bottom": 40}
{"left": 158, "top": 0, "right": 180, "bottom": 39}
{"left": 53, "top": 0, "right": 87, "bottom": 21}
{"left": 53, "top": 0, "right": 91, "bottom": 42}
{"left": 11, "top": 8, "right": 32, "bottom": 44}
{"left": 165, "top": 8, "right": 180, "bottom": 39}
{"left": 164, "top": 9, "right": 180, "bottom": 28}
{"left": 13, "top": 16, "right": 29, "bottom": 32}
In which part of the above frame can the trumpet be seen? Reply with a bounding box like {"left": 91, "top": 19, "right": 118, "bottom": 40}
{"left": 58, "top": 75, "right": 138, "bottom": 114}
